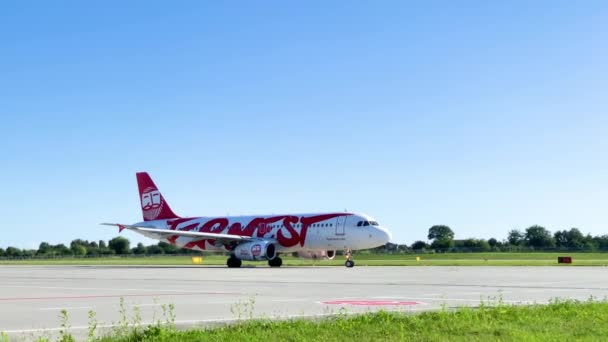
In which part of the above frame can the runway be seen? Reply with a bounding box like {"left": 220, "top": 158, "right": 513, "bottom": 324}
{"left": 2, "top": 265, "right": 608, "bottom": 339}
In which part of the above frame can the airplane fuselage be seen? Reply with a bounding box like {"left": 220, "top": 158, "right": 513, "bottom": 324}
{"left": 135, "top": 212, "right": 391, "bottom": 254}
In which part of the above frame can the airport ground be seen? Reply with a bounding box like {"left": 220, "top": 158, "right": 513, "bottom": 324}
{"left": 1, "top": 265, "right": 608, "bottom": 340}
{"left": 2, "top": 252, "right": 608, "bottom": 266}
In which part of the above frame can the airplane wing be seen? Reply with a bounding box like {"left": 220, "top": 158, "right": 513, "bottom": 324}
{"left": 100, "top": 223, "right": 256, "bottom": 242}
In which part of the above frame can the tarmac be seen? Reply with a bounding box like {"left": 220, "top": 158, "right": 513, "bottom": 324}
{"left": 2, "top": 265, "right": 608, "bottom": 340}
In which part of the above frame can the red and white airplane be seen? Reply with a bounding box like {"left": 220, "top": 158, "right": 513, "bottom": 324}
{"left": 103, "top": 172, "right": 392, "bottom": 268}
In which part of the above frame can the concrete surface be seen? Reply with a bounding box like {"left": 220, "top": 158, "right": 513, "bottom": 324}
{"left": 1, "top": 265, "right": 608, "bottom": 340}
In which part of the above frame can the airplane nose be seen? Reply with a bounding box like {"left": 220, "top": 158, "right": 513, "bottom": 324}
{"left": 377, "top": 226, "right": 392, "bottom": 244}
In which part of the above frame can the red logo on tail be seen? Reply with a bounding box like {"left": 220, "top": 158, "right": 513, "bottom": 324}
{"left": 141, "top": 187, "right": 164, "bottom": 220}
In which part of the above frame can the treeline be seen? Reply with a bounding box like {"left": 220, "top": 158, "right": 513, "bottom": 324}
{"left": 2, "top": 224, "right": 608, "bottom": 258}
{"left": 371, "top": 225, "right": 608, "bottom": 253}
{"left": 0, "top": 237, "right": 202, "bottom": 258}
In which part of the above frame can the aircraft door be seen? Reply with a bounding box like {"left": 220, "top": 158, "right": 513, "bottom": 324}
{"left": 335, "top": 216, "right": 346, "bottom": 236}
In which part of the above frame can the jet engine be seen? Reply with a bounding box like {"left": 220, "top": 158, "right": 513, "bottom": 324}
{"left": 234, "top": 241, "right": 277, "bottom": 261}
{"left": 296, "top": 250, "right": 336, "bottom": 260}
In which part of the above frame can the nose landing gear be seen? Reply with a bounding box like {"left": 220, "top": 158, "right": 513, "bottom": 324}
{"left": 344, "top": 249, "right": 355, "bottom": 268}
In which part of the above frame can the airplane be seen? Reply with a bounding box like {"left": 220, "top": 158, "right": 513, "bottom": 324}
{"left": 102, "top": 172, "right": 392, "bottom": 268}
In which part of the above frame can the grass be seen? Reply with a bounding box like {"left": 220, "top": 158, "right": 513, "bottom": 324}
{"left": 2, "top": 252, "right": 608, "bottom": 266}
{"left": 127, "top": 300, "right": 608, "bottom": 342}
{"left": 14, "top": 299, "right": 608, "bottom": 341}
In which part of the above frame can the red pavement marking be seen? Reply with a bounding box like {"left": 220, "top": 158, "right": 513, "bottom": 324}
{"left": 322, "top": 300, "right": 421, "bottom": 306}
{"left": 0, "top": 292, "right": 238, "bottom": 302}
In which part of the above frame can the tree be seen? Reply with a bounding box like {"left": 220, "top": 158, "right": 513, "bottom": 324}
{"left": 0, "top": 248, "right": 5, "bottom": 257}
{"left": 147, "top": 245, "right": 164, "bottom": 255}
{"left": 461, "top": 238, "right": 491, "bottom": 252}
{"left": 108, "top": 237, "right": 131, "bottom": 255}
{"left": 428, "top": 225, "right": 455, "bottom": 251}
{"left": 72, "top": 245, "right": 87, "bottom": 256}
{"left": 488, "top": 238, "right": 498, "bottom": 248}
{"left": 5, "top": 247, "right": 23, "bottom": 257}
{"left": 86, "top": 245, "right": 100, "bottom": 256}
{"left": 554, "top": 230, "right": 567, "bottom": 248}
{"left": 583, "top": 234, "right": 598, "bottom": 251}
{"left": 397, "top": 244, "right": 409, "bottom": 253}
{"left": 22, "top": 249, "right": 36, "bottom": 257}
{"left": 591, "top": 235, "right": 608, "bottom": 251}
{"left": 53, "top": 244, "right": 72, "bottom": 256}
{"left": 568, "top": 228, "right": 585, "bottom": 248}
{"left": 98, "top": 240, "right": 114, "bottom": 255}
{"left": 71, "top": 239, "right": 89, "bottom": 256}
{"left": 524, "top": 225, "right": 555, "bottom": 248}
{"left": 133, "top": 243, "right": 147, "bottom": 255}
{"left": 507, "top": 229, "right": 524, "bottom": 246}
{"left": 37, "top": 242, "right": 52, "bottom": 255}
{"left": 428, "top": 225, "right": 454, "bottom": 241}
{"left": 411, "top": 240, "right": 428, "bottom": 250}
{"left": 70, "top": 239, "right": 89, "bottom": 249}
{"left": 158, "top": 242, "right": 180, "bottom": 254}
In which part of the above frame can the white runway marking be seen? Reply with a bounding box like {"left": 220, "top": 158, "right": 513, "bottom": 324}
{"left": 38, "top": 306, "right": 92, "bottom": 311}
{"left": 0, "top": 284, "right": 209, "bottom": 293}
{"left": 365, "top": 296, "right": 544, "bottom": 304}
{"left": 271, "top": 298, "right": 310, "bottom": 302}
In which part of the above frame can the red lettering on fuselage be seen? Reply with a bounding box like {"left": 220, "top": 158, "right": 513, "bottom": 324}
{"left": 163, "top": 213, "right": 353, "bottom": 250}
{"left": 166, "top": 218, "right": 200, "bottom": 245}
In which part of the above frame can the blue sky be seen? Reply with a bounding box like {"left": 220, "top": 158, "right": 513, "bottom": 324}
{"left": 1, "top": 1, "right": 607, "bottom": 248}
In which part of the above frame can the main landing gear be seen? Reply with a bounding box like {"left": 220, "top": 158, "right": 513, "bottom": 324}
{"left": 268, "top": 257, "right": 283, "bottom": 267}
{"left": 345, "top": 249, "right": 355, "bottom": 268}
{"left": 227, "top": 255, "right": 242, "bottom": 268}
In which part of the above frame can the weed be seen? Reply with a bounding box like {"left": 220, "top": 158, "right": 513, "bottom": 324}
{"left": 230, "top": 295, "right": 257, "bottom": 321}
{"left": 131, "top": 304, "right": 142, "bottom": 334}
{"left": 57, "top": 309, "right": 74, "bottom": 342}
{"left": 87, "top": 310, "right": 97, "bottom": 341}
{"left": 117, "top": 297, "right": 128, "bottom": 334}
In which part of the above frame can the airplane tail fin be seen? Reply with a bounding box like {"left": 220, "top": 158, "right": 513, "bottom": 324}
{"left": 136, "top": 172, "right": 180, "bottom": 221}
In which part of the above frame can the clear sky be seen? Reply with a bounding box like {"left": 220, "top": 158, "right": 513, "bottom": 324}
{"left": 1, "top": 1, "right": 607, "bottom": 249}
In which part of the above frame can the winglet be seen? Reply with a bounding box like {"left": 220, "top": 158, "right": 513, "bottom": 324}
{"left": 118, "top": 224, "right": 125, "bottom": 233}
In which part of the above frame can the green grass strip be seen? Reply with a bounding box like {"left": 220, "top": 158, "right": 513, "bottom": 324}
{"left": 86, "top": 300, "right": 608, "bottom": 342}
{"left": 2, "top": 252, "right": 608, "bottom": 266}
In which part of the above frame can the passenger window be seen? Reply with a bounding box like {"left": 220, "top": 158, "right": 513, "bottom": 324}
{"left": 363, "top": 221, "right": 370, "bottom": 226}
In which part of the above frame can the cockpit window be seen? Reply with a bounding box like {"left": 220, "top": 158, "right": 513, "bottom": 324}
{"left": 363, "top": 221, "right": 370, "bottom": 226}
{"left": 370, "top": 221, "right": 379, "bottom": 226}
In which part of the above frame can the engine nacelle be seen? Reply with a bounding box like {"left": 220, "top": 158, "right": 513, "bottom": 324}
{"left": 234, "top": 241, "right": 277, "bottom": 261}
{"left": 296, "top": 250, "right": 336, "bottom": 260}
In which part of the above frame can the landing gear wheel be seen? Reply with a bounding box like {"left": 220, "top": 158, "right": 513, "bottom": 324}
{"left": 344, "top": 248, "right": 355, "bottom": 268}
{"left": 227, "top": 256, "right": 242, "bottom": 268}
{"left": 268, "top": 257, "right": 283, "bottom": 267}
